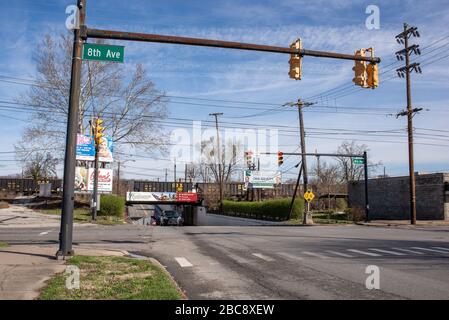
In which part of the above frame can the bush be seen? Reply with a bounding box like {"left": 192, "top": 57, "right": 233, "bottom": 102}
{"left": 99, "top": 195, "right": 125, "bottom": 218}
{"left": 222, "top": 198, "right": 304, "bottom": 221}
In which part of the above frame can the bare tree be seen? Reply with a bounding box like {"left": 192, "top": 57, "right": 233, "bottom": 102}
{"left": 23, "top": 152, "right": 58, "bottom": 181}
{"left": 192, "top": 138, "right": 242, "bottom": 183}
{"left": 15, "top": 33, "right": 167, "bottom": 167}
{"left": 336, "top": 141, "right": 380, "bottom": 183}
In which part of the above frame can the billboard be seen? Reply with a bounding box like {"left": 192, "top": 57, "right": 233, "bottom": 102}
{"left": 244, "top": 170, "right": 281, "bottom": 189}
{"left": 176, "top": 192, "right": 198, "bottom": 202}
{"left": 126, "top": 192, "right": 177, "bottom": 202}
{"left": 75, "top": 167, "right": 113, "bottom": 193}
{"left": 76, "top": 134, "right": 114, "bottom": 163}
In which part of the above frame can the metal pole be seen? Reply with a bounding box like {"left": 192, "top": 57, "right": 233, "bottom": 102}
{"left": 363, "top": 151, "right": 369, "bottom": 222}
{"left": 91, "top": 141, "right": 99, "bottom": 220}
{"left": 288, "top": 163, "right": 303, "bottom": 220}
{"left": 210, "top": 113, "right": 224, "bottom": 214}
{"left": 298, "top": 101, "right": 310, "bottom": 224}
{"left": 165, "top": 168, "right": 168, "bottom": 182}
{"left": 57, "top": 0, "right": 85, "bottom": 258}
{"left": 404, "top": 23, "right": 417, "bottom": 225}
{"left": 116, "top": 161, "right": 120, "bottom": 195}
{"left": 85, "top": 28, "right": 380, "bottom": 63}
{"left": 174, "top": 158, "right": 176, "bottom": 183}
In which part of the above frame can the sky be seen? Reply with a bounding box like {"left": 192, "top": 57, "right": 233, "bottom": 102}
{"left": 0, "top": 0, "right": 448, "bottom": 182}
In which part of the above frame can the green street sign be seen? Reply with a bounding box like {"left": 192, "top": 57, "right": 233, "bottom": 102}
{"left": 353, "top": 157, "right": 365, "bottom": 165}
{"left": 82, "top": 43, "right": 124, "bottom": 63}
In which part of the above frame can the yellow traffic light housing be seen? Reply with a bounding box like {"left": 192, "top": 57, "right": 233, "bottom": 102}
{"left": 367, "top": 62, "right": 379, "bottom": 89}
{"left": 352, "top": 49, "right": 368, "bottom": 88}
{"left": 94, "top": 118, "right": 105, "bottom": 146}
{"left": 277, "top": 151, "right": 284, "bottom": 166}
{"left": 289, "top": 39, "right": 302, "bottom": 80}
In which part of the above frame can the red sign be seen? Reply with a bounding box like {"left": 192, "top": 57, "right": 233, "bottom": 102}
{"left": 176, "top": 192, "right": 198, "bottom": 202}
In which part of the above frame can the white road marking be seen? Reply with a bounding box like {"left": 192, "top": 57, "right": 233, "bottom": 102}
{"left": 392, "top": 248, "right": 424, "bottom": 255}
{"left": 174, "top": 257, "right": 193, "bottom": 267}
{"left": 411, "top": 247, "right": 449, "bottom": 254}
{"left": 347, "top": 249, "right": 381, "bottom": 257}
{"left": 302, "top": 251, "right": 329, "bottom": 259}
{"left": 38, "top": 231, "right": 51, "bottom": 236}
{"left": 431, "top": 247, "right": 449, "bottom": 252}
{"left": 277, "top": 252, "right": 304, "bottom": 261}
{"left": 252, "top": 253, "right": 275, "bottom": 262}
{"left": 326, "top": 250, "right": 354, "bottom": 258}
{"left": 369, "top": 248, "right": 406, "bottom": 256}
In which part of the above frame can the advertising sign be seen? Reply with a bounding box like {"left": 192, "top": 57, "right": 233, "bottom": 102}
{"left": 76, "top": 134, "right": 114, "bottom": 162}
{"left": 244, "top": 170, "right": 281, "bottom": 189}
{"left": 176, "top": 192, "right": 198, "bottom": 203}
{"left": 76, "top": 134, "right": 95, "bottom": 161}
{"left": 75, "top": 167, "right": 113, "bottom": 193}
{"left": 126, "top": 192, "right": 177, "bottom": 202}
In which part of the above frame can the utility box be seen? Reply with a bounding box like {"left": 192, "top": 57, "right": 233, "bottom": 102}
{"left": 39, "top": 183, "right": 51, "bottom": 197}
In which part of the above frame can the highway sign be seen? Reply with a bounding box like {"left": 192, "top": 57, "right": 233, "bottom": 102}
{"left": 82, "top": 43, "right": 125, "bottom": 63}
{"left": 304, "top": 190, "right": 315, "bottom": 202}
{"left": 352, "top": 157, "right": 365, "bottom": 165}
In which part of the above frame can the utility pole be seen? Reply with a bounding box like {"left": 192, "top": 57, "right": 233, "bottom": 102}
{"left": 165, "top": 168, "right": 168, "bottom": 182}
{"left": 116, "top": 161, "right": 121, "bottom": 195}
{"left": 57, "top": 0, "right": 85, "bottom": 258}
{"left": 173, "top": 158, "right": 177, "bottom": 183}
{"left": 91, "top": 138, "right": 99, "bottom": 220}
{"left": 395, "top": 23, "right": 423, "bottom": 225}
{"left": 210, "top": 112, "right": 224, "bottom": 214}
{"left": 284, "top": 99, "right": 314, "bottom": 224}
{"left": 185, "top": 163, "right": 188, "bottom": 182}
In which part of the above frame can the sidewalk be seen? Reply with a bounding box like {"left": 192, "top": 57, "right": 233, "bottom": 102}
{"left": 356, "top": 220, "right": 449, "bottom": 228}
{"left": 0, "top": 245, "right": 127, "bottom": 300}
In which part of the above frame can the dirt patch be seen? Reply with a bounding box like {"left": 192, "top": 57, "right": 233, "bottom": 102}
{"left": 0, "top": 201, "right": 9, "bottom": 209}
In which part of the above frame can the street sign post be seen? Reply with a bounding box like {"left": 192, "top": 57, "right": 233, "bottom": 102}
{"left": 82, "top": 43, "right": 125, "bottom": 63}
{"left": 353, "top": 157, "right": 365, "bottom": 165}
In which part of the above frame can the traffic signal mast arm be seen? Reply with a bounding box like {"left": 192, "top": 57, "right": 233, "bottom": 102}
{"left": 82, "top": 27, "right": 380, "bottom": 63}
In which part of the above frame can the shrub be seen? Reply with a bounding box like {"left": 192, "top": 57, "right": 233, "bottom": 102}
{"left": 99, "top": 195, "right": 125, "bottom": 218}
{"left": 222, "top": 198, "right": 304, "bottom": 221}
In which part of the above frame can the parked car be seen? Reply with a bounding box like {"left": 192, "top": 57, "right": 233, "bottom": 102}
{"left": 161, "top": 211, "right": 184, "bottom": 226}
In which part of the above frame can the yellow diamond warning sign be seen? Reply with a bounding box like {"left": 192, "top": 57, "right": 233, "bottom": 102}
{"left": 304, "top": 190, "right": 315, "bottom": 202}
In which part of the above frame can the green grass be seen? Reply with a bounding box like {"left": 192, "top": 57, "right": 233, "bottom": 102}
{"left": 39, "top": 256, "right": 182, "bottom": 300}
{"left": 40, "top": 208, "right": 124, "bottom": 225}
{"left": 0, "top": 242, "right": 8, "bottom": 248}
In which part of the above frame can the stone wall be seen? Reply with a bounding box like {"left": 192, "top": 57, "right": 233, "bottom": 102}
{"left": 348, "top": 173, "right": 449, "bottom": 220}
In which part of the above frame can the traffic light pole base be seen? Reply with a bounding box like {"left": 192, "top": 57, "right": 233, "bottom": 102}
{"left": 303, "top": 211, "right": 314, "bottom": 225}
{"left": 55, "top": 250, "right": 75, "bottom": 260}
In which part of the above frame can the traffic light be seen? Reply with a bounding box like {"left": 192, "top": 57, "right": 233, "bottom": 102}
{"left": 352, "top": 49, "right": 368, "bottom": 88}
{"left": 366, "top": 63, "right": 379, "bottom": 89}
{"left": 289, "top": 38, "right": 302, "bottom": 80}
{"left": 245, "top": 151, "right": 253, "bottom": 169}
{"left": 277, "top": 151, "right": 284, "bottom": 166}
{"left": 94, "top": 118, "right": 105, "bottom": 146}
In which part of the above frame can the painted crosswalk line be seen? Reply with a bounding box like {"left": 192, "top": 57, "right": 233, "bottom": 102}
{"left": 410, "top": 247, "right": 449, "bottom": 254}
{"left": 392, "top": 247, "right": 424, "bottom": 255}
{"left": 369, "top": 248, "right": 406, "bottom": 256}
{"left": 175, "top": 257, "right": 193, "bottom": 267}
{"left": 347, "top": 249, "right": 381, "bottom": 257}
{"left": 326, "top": 250, "right": 354, "bottom": 258}
{"left": 252, "top": 253, "right": 275, "bottom": 262}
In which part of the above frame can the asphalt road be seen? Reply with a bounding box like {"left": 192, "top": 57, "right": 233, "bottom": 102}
{"left": 2, "top": 208, "right": 449, "bottom": 299}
